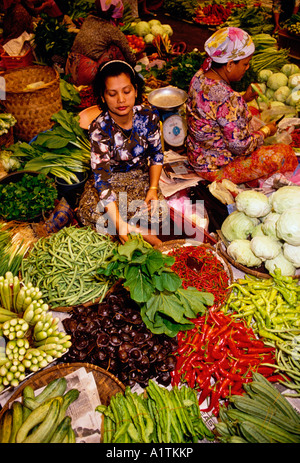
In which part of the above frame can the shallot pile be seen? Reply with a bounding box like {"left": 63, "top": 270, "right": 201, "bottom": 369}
{"left": 62, "top": 285, "right": 178, "bottom": 387}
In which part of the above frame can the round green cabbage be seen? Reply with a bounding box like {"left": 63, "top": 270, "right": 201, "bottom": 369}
{"left": 273, "top": 86, "right": 291, "bottom": 103}
{"left": 267, "top": 72, "right": 288, "bottom": 91}
{"left": 150, "top": 24, "right": 165, "bottom": 36}
{"left": 250, "top": 235, "right": 282, "bottom": 261}
{"left": 251, "top": 223, "right": 265, "bottom": 238}
{"left": 258, "top": 69, "right": 273, "bottom": 83}
{"left": 288, "top": 73, "right": 300, "bottom": 88}
{"left": 235, "top": 190, "right": 271, "bottom": 218}
{"left": 227, "top": 239, "right": 262, "bottom": 267}
{"left": 161, "top": 24, "right": 173, "bottom": 36}
{"left": 283, "top": 243, "right": 300, "bottom": 268}
{"left": 135, "top": 21, "right": 151, "bottom": 37}
{"left": 221, "top": 211, "right": 259, "bottom": 242}
{"left": 281, "top": 63, "right": 300, "bottom": 77}
{"left": 276, "top": 207, "right": 300, "bottom": 246}
{"left": 270, "top": 185, "right": 300, "bottom": 213}
{"left": 265, "top": 252, "right": 296, "bottom": 276}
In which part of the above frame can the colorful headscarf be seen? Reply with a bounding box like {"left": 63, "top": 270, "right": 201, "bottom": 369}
{"left": 203, "top": 27, "right": 255, "bottom": 71}
{"left": 95, "top": 0, "right": 124, "bottom": 19}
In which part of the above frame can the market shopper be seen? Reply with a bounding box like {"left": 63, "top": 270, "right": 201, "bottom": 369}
{"left": 186, "top": 27, "right": 298, "bottom": 185}
{"left": 273, "top": 0, "right": 299, "bottom": 32}
{"left": 65, "top": 0, "right": 136, "bottom": 86}
{"left": 1, "top": 0, "right": 34, "bottom": 45}
{"left": 77, "top": 60, "right": 167, "bottom": 246}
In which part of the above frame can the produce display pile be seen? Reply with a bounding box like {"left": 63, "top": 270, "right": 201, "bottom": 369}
{"left": 222, "top": 185, "right": 300, "bottom": 276}
{"left": 1, "top": 0, "right": 300, "bottom": 446}
{"left": 63, "top": 285, "right": 179, "bottom": 388}
{"left": 97, "top": 380, "right": 215, "bottom": 443}
{"left": 0, "top": 173, "right": 57, "bottom": 222}
{"left": 21, "top": 225, "right": 117, "bottom": 308}
{"left": 0, "top": 272, "right": 71, "bottom": 391}
{"left": 0, "top": 377, "right": 78, "bottom": 443}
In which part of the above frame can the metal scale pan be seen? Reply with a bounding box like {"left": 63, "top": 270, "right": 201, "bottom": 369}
{"left": 148, "top": 86, "right": 188, "bottom": 147}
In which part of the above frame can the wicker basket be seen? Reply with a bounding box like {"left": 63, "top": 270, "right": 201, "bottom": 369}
{"left": 1, "top": 65, "right": 62, "bottom": 142}
{"left": 0, "top": 362, "right": 125, "bottom": 442}
{"left": 0, "top": 126, "right": 14, "bottom": 148}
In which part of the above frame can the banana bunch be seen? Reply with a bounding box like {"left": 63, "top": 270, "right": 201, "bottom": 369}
{"left": 22, "top": 348, "right": 55, "bottom": 373}
{"left": 0, "top": 359, "right": 26, "bottom": 389}
{"left": 2, "top": 318, "right": 29, "bottom": 341}
{"left": 0, "top": 377, "right": 79, "bottom": 443}
{"left": 0, "top": 271, "right": 72, "bottom": 391}
{"left": 6, "top": 338, "right": 30, "bottom": 362}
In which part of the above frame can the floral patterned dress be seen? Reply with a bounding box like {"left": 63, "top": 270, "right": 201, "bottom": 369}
{"left": 186, "top": 69, "right": 298, "bottom": 184}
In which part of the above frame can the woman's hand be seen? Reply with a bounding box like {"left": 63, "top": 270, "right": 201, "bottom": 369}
{"left": 144, "top": 188, "right": 159, "bottom": 215}
{"left": 267, "top": 121, "right": 277, "bottom": 136}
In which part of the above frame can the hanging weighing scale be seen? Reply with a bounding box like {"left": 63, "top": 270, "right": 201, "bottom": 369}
{"left": 148, "top": 86, "right": 188, "bottom": 149}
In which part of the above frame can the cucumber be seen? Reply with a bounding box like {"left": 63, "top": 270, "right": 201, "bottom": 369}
{"left": 67, "top": 425, "right": 76, "bottom": 443}
{"left": 57, "top": 389, "right": 80, "bottom": 424}
{"left": 50, "top": 416, "right": 72, "bottom": 443}
{"left": 16, "top": 396, "right": 62, "bottom": 443}
{"left": 9, "top": 401, "right": 24, "bottom": 443}
{"left": 34, "top": 377, "right": 67, "bottom": 405}
{"left": 22, "top": 398, "right": 62, "bottom": 443}
{"left": 0, "top": 409, "right": 12, "bottom": 443}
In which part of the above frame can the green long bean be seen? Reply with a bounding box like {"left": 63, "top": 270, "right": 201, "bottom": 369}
{"left": 21, "top": 226, "right": 117, "bottom": 308}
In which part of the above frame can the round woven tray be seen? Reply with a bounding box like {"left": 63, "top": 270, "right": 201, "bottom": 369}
{"left": 2, "top": 65, "right": 62, "bottom": 142}
{"left": 156, "top": 239, "right": 233, "bottom": 285}
{"left": 217, "top": 240, "right": 300, "bottom": 280}
{"left": 0, "top": 362, "right": 125, "bottom": 420}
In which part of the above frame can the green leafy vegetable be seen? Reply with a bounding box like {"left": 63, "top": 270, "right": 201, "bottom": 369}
{"left": 0, "top": 173, "right": 57, "bottom": 221}
{"left": 97, "top": 234, "right": 214, "bottom": 336}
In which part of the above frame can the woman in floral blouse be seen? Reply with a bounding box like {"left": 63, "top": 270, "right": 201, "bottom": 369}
{"left": 186, "top": 27, "right": 298, "bottom": 185}
{"left": 77, "top": 60, "right": 167, "bottom": 246}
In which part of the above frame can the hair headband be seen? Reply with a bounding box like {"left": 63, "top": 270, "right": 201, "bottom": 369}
{"left": 99, "top": 60, "right": 135, "bottom": 75}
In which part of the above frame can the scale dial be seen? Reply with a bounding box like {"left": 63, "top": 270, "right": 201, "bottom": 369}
{"left": 162, "top": 114, "right": 187, "bottom": 147}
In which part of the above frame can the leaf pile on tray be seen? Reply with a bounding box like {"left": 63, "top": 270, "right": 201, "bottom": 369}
{"left": 63, "top": 284, "right": 178, "bottom": 388}
{"left": 8, "top": 110, "right": 91, "bottom": 185}
{"left": 97, "top": 234, "right": 215, "bottom": 337}
{"left": 0, "top": 173, "right": 57, "bottom": 222}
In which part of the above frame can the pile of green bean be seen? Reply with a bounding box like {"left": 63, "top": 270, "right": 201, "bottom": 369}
{"left": 96, "top": 380, "right": 215, "bottom": 443}
{"left": 21, "top": 226, "right": 117, "bottom": 308}
{"left": 223, "top": 269, "right": 300, "bottom": 395}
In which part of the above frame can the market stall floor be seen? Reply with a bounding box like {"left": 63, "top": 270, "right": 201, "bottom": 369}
{"left": 141, "top": 9, "right": 212, "bottom": 53}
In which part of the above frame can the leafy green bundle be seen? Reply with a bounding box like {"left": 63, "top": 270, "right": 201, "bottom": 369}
{"left": 97, "top": 235, "right": 214, "bottom": 337}
{"left": 0, "top": 173, "right": 57, "bottom": 221}
{"left": 8, "top": 110, "right": 91, "bottom": 184}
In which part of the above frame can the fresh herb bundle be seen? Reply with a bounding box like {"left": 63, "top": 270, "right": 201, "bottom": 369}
{"left": 97, "top": 235, "right": 214, "bottom": 337}
{"left": 0, "top": 173, "right": 57, "bottom": 221}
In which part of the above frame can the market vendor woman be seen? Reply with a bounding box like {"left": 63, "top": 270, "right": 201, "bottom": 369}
{"left": 65, "top": 0, "right": 136, "bottom": 86}
{"left": 186, "top": 27, "right": 298, "bottom": 185}
{"left": 77, "top": 60, "right": 167, "bottom": 246}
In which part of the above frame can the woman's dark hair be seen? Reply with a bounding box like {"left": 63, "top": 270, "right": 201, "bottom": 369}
{"left": 93, "top": 60, "right": 144, "bottom": 111}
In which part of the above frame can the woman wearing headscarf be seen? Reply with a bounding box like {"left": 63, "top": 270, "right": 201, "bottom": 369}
{"left": 65, "top": 0, "right": 136, "bottom": 86}
{"left": 186, "top": 27, "right": 298, "bottom": 185}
